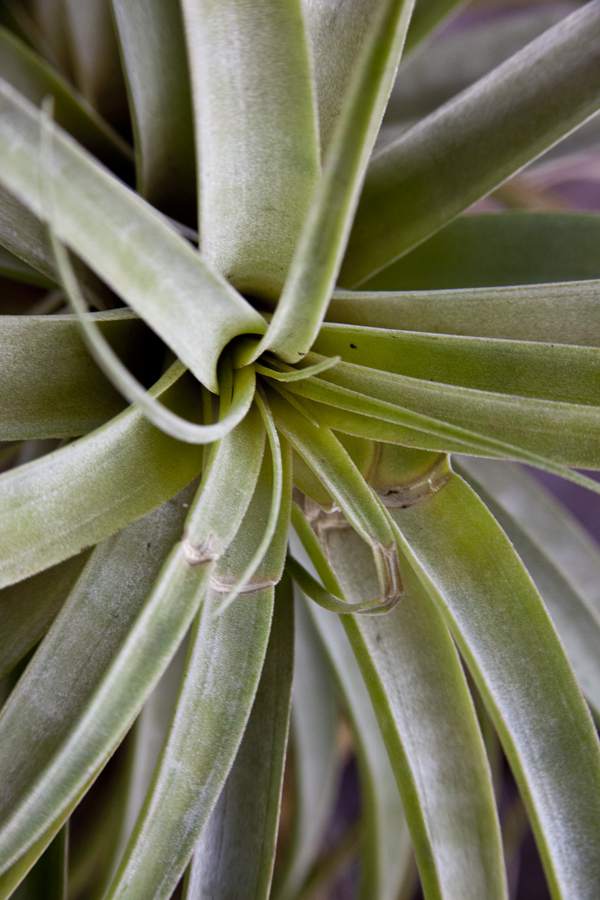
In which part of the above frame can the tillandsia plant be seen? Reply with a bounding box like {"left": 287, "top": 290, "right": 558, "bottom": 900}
{"left": 1, "top": 0, "right": 600, "bottom": 898}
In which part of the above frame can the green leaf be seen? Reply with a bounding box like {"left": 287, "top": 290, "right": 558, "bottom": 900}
{"left": 456, "top": 457, "right": 600, "bottom": 721}
{"left": 253, "top": 0, "right": 416, "bottom": 363}
{"left": 41, "top": 195, "right": 258, "bottom": 444}
{"left": 0, "top": 310, "right": 156, "bottom": 441}
{"left": 356, "top": 212, "right": 600, "bottom": 291}
{"left": 395, "top": 6, "right": 571, "bottom": 118}
{"left": 341, "top": 3, "right": 600, "bottom": 287}
{"left": 180, "top": 0, "right": 319, "bottom": 298}
{"left": 299, "top": 510, "right": 506, "bottom": 900}
{"left": 293, "top": 576, "right": 409, "bottom": 900}
{"left": 271, "top": 591, "right": 339, "bottom": 900}
{"left": 9, "top": 824, "right": 67, "bottom": 900}
{"left": 111, "top": 0, "right": 195, "bottom": 220}
{"left": 0, "top": 484, "right": 202, "bottom": 874}
{"left": 0, "top": 81, "right": 265, "bottom": 392}
{"left": 183, "top": 400, "right": 266, "bottom": 558}
{"left": 184, "top": 574, "right": 294, "bottom": 900}
{"left": 0, "top": 24, "right": 132, "bottom": 177}
{"left": 392, "top": 473, "right": 600, "bottom": 899}
{"left": 312, "top": 323, "right": 600, "bottom": 406}
{"left": 0, "top": 549, "right": 91, "bottom": 681}
{"left": 327, "top": 279, "right": 600, "bottom": 346}
{"left": 267, "top": 387, "right": 402, "bottom": 605}
{"left": 111, "top": 639, "right": 190, "bottom": 875}
{"left": 0, "top": 363, "right": 203, "bottom": 590}
{"left": 104, "top": 591, "right": 275, "bottom": 900}
{"left": 300, "top": 0, "right": 379, "bottom": 157}
{"left": 289, "top": 360, "right": 600, "bottom": 470}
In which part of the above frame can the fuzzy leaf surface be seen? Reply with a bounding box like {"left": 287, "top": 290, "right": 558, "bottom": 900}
{"left": 456, "top": 458, "right": 600, "bottom": 720}
{"left": 185, "top": 575, "right": 294, "bottom": 900}
{"left": 0, "top": 80, "right": 265, "bottom": 392}
{"left": 0, "top": 311, "right": 156, "bottom": 440}
{"left": 309, "top": 516, "right": 506, "bottom": 900}
{"left": 392, "top": 474, "right": 600, "bottom": 900}
{"left": 327, "top": 280, "right": 600, "bottom": 346}
{"left": 180, "top": 0, "right": 319, "bottom": 298}
{"left": 0, "top": 364, "right": 203, "bottom": 590}
{"left": 341, "top": 3, "right": 600, "bottom": 286}
{"left": 0, "top": 486, "right": 200, "bottom": 874}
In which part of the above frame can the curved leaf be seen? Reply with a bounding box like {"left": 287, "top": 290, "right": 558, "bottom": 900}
{"left": 341, "top": 2, "right": 600, "bottom": 286}
{"left": 180, "top": 0, "right": 319, "bottom": 298}
{"left": 104, "top": 588, "right": 274, "bottom": 900}
{"left": 391, "top": 473, "right": 600, "bottom": 899}
{"left": 184, "top": 574, "right": 294, "bottom": 900}
{"left": 327, "top": 280, "right": 600, "bottom": 347}
{"left": 297, "top": 510, "right": 506, "bottom": 900}
{"left": 357, "top": 213, "right": 600, "bottom": 292}
{"left": 111, "top": 0, "right": 195, "bottom": 219}
{"left": 0, "top": 363, "right": 203, "bottom": 590}
{"left": 254, "top": 0, "right": 415, "bottom": 363}
{"left": 0, "top": 484, "right": 200, "bottom": 874}
{"left": 293, "top": 575, "right": 409, "bottom": 900}
{"left": 456, "top": 458, "right": 600, "bottom": 720}
{"left": 289, "top": 361, "right": 600, "bottom": 470}
{"left": 0, "top": 80, "right": 265, "bottom": 392}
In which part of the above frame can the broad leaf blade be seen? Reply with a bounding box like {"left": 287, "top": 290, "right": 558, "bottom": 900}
{"left": 180, "top": 0, "right": 319, "bottom": 298}
{"left": 341, "top": 2, "right": 600, "bottom": 286}
{"left": 257, "top": 0, "right": 416, "bottom": 363}
{"left": 312, "top": 324, "right": 600, "bottom": 406}
{"left": 358, "top": 212, "right": 600, "bottom": 291}
{"left": 112, "top": 0, "right": 195, "bottom": 220}
{"left": 0, "top": 485, "right": 201, "bottom": 873}
{"left": 456, "top": 458, "right": 600, "bottom": 720}
{"left": 392, "top": 474, "right": 600, "bottom": 899}
{"left": 0, "top": 80, "right": 265, "bottom": 392}
{"left": 185, "top": 574, "right": 294, "bottom": 900}
{"left": 291, "top": 361, "right": 600, "bottom": 469}
{"left": 0, "top": 364, "right": 203, "bottom": 590}
{"left": 299, "top": 512, "right": 506, "bottom": 900}
{"left": 327, "top": 279, "right": 600, "bottom": 347}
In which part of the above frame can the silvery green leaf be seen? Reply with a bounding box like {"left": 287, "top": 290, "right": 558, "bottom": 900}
{"left": 184, "top": 574, "right": 294, "bottom": 900}
{"left": 180, "top": 0, "right": 319, "bottom": 299}
{"left": 341, "top": 2, "right": 600, "bottom": 286}
{"left": 392, "top": 472, "right": 600, "bottom": 899}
